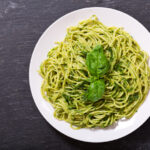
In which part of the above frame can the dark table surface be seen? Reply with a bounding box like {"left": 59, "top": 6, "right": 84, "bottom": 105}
{"left": 1, "top": 0, "right": 150, "bottom": 149}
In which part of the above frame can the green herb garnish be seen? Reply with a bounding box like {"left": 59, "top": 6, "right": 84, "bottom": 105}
{"left": 86, "top": 45, "right": 109, "bottom": 77}
{"left": 85, "top": 45, "right": 110, "bottom": 102}
{"left": 85, "top": 79, "right": 105, "bottom": 102}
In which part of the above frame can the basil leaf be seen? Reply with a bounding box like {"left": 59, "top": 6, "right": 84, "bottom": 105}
{"left": 85, "top": 79, "right": 105, "bottom": 102}
{"left": 86, "top": 45, "right": 110, "bottom": 77}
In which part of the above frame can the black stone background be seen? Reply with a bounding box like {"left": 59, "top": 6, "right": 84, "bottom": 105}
{"left": 0, "top": 0, "right": 150, "bottom": 149}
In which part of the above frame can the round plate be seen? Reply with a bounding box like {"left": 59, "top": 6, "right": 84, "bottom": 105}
{"left": 29, "top": 7, "right": 150, "bottom": 143}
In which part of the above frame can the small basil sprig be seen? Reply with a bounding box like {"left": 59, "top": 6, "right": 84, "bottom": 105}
{"left": 85, "top": 45, "right": 110, "bottom": 102}
{"left": 85, "top": 79, "right": 105, "bottom": 102}
{"left": 86, "top": 45, "right": 110, "bottom": 77}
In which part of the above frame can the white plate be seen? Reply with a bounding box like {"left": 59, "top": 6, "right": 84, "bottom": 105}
{"left": 29, "top": 7, "right": 150, "bottom": 143}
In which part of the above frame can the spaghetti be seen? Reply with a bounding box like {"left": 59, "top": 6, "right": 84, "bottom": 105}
{"left": 39, "top": 15, "right": 150, "bottom": 128}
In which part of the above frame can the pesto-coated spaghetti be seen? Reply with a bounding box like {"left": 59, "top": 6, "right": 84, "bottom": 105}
{"left": 39, "top": 15, "right": 150, "bottom": 129}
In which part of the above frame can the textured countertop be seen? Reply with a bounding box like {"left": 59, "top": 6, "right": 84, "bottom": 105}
{"left": 1, "top": 0, "right": 150, "bottom": 149}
